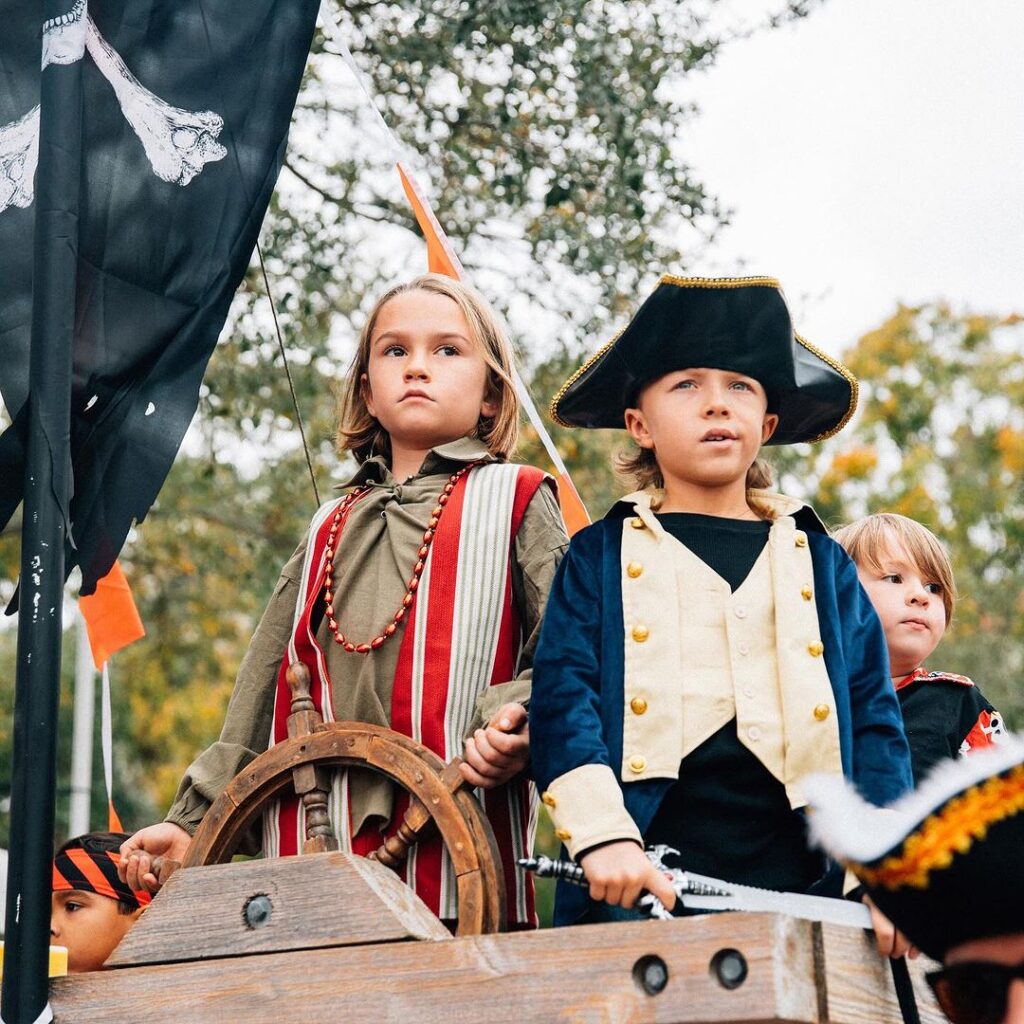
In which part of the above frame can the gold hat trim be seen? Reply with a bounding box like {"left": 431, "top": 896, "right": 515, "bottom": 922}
{"left": 549, "top": 327, "right": 625, "bottom": 428}
{"left": 853, "top": 764, "right": 1024, "bottom": 891}
{"left": 793, "top": 332, "right": 859, "bottom": 442}
{"left": 659, "top": 274, "right": 781, "bottom": 290}
{"left": 549, "top": 276, "right": 858, "bottom": 438}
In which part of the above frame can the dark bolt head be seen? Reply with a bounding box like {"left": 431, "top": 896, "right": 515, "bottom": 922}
{"left": 632, "top": 954, "right": 670, "bottom": 996}
{"left": 243, "top": 893, "right": 273, "bottom": 930}
{"left": 710, "top": 948, "right": 749, "bottom": 990}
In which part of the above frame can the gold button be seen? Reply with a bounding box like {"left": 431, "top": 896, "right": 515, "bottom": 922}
{"left": 630, "top": 516, "right": 645, "bottom": 530}
{"left": 801, "top": 584, "right": 813, "bottom": 601}
{"left": 628, "top": 755, "right": 647, "bottom": 773}
{"left": 808, "top": 640, "right": 824, "bottom": 657}
{"left": 541, "top": 791, "right": 556, "bottom": 808}
{"left": 631, "top": 624, "right": 649, "bottom": 643}
{"left": 795, "top": 532, "right": 808, "bottom": 548}
{"left": 630, "top": 696, "right": 648, "bottom": 715}
{"left": 627, "top": 561, "right": 644, "bottom": 579}
{"left": 555, "top": 828, "right": 572, "bottom": 842}
{"left": 814, "top": 703, "right": 831, "bottom": 721}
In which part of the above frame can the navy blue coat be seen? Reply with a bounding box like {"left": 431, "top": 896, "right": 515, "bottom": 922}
{"left": 531, "top": 503, "right": 913, "bottom": 925}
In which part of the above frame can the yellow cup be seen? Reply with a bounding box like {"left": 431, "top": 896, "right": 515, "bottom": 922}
{"left": 0, "top": 940, "right": 69, "bottom": 980}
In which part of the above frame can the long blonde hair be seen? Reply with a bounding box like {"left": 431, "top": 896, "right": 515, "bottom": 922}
{"left": 616, "top": 446, "right": 777, "bottom": 518}
{"left": 336, "top": 274, "right": 520, "bottom": 463}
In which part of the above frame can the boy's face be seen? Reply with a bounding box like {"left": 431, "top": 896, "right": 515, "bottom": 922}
{"left": 51, "top": 889, "right": 140, "bottom": 973}
{"left": 854, "top": 534, "right": 947, "bottom": 678}
{"left": 624, "top": 367, "right": 778, "bottom": 490}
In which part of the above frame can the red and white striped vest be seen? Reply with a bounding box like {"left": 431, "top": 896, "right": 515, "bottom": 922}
{"left": 263, "top": 462, "right": 548, "bottom": 927}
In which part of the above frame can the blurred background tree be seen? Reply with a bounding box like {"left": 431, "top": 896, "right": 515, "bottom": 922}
{"left": 0, "top": 0, "right": 827, "bottom": 844}
{"left": 7, "top": 0, "right": 1022, "bottom": 892}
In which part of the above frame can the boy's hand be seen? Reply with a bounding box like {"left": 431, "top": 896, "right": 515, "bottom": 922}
{"left": 119, "top": 823, "right": 192, "bottom": 894}
{"left": 579, "top": 840, "right": 678, "bottom": 911}
{"left": 459, "top": 702, "right": 529, "bottom": 789}
{"left": 864, "top": 893, "right": 919, "bottom": 959}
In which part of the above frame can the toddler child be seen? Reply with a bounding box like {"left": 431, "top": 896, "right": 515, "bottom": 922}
{"left": 51, "top": 832, "right": 149, "bottom": 973}
{"left": 834, "top": 512, "right": 1004, "bottom": 782}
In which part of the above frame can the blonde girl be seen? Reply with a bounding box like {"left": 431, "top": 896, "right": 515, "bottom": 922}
{"left": 122, "top": 274, "right": 568, "bottom": 929}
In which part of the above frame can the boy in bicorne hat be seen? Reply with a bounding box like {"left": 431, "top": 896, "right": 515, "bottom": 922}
{"left": 530, "top": 274, "right": 913, "bottom": 927}
{"left": 808, "top": 735, "right": 1024, "bottom": 1024}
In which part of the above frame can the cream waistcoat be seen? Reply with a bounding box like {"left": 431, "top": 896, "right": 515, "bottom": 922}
{"left": 619, "top": 489, "right": 842, "bottom": 809}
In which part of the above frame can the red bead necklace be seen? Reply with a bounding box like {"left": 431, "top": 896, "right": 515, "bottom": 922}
{"left": 323, "top": 463, "right": 477, "bottom": 655}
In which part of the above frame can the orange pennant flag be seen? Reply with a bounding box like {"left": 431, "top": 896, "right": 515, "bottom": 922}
{"left": 398, "top": 162, "right": 462, "bottom": 279}
{"left": 79, "top": 559, "right": 145, "bottom": 670}
{"left": 555, "top": 473, "right": 591, "bottom": 537}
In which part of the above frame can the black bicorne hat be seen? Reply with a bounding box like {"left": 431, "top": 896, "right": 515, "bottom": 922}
{"left": 806, "top": 736, "right": 1024, "bottom": 962}
{"left": 550, "top": 275, "right": 857, "bottom": 445}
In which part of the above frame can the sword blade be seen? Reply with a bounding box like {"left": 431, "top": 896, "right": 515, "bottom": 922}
{"left": 680, "top": 889, "right": 871, "bottom": 929}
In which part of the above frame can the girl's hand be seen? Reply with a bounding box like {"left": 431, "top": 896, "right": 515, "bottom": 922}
{"left": 119, "top": 822, "right": 192, "bottom": 894}
{"left": 864, "top": 893, "right": 919, "bottom": 959}
{"left": 579, "top": 841, "right": 678, "bottom": 910}
{"left": 459, "top": 703, "right": 529, "bottom": 788}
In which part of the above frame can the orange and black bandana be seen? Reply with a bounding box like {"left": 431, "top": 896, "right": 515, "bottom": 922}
{"left": 52, "top": 843, "right": 152, "bottom": 909}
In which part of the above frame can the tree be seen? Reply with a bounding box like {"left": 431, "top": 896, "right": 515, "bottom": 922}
{"left": 0, "top": 1, "right": 829, "bottom": 835}
{"left": 772, "top": 304, "right": 1024, "bottom": 726}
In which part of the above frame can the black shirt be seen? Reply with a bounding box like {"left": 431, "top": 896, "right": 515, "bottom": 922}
{"left": 643, "top": 512, "right": 824, "bottom": 893}
{"left": 898, "top": 671, "right": 1002, "bottom": 784}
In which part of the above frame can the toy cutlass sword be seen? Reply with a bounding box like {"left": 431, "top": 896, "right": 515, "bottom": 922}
{"left": 518, "top": 844, "right": 872, "bottom": 930}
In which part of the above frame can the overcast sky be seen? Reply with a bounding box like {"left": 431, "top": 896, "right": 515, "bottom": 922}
{"left": 681, "top": 0, "right": 1024, "bottom": 357}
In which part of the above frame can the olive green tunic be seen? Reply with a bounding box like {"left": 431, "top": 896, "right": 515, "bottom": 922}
{"left": 166, "top": 437, "right": 569, "bottom": 842}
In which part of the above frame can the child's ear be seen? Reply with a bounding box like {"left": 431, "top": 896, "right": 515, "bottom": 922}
{"left": 360, "top": 373, "right": 377, "bottom": 419}
{"left": 480, "top": 393, "right": 499, "bottom": 420}
{"left": 761, "top": 412, "right": 780, "bottom": 444}
{"left": 624, "top": 407, "right": 654, "bottom": 449}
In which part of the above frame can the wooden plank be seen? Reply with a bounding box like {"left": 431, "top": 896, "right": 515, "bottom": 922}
{"left": 61, "top": 912, "right": 946, "bottom": 1024}
{"left": 818, "top": 922, "right": 945, "bottom": 1024}
{"left": 54, "top": 913, "right": 821, "bottom": 1024}
{"left": 106, "top": 851, "right": 450, "bottom": 967}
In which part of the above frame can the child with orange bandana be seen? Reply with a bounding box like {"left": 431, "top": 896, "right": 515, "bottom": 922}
{"left": 51, "top": 832, "right": 150, "bottom": 973}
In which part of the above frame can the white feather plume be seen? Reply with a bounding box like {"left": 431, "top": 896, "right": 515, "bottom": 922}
{"left": 805, "top": 732, "right": 1024, "bottom": 865}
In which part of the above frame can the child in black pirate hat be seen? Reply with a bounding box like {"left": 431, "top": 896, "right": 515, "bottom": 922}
{"left": 530, "top": 274, "right": 914, "bottom": 933}
{"left": 808, "top": 735, "right": 1024, "bottom": 1024}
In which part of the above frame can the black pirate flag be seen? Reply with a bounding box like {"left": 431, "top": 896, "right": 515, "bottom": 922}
{"left": 0, "top": 0, "right": 318, "bottom": 593}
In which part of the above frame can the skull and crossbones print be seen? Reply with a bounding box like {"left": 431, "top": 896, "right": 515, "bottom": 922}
{"left": 0, "top": 0, "right": 226, "bottom": 214}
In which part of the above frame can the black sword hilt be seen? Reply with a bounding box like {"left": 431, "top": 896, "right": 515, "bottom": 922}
{"left": 517, "top": 855, "right": 587, "bottom": 886}
{"left": 517, "top": 855, "right": 675, "bottom": 919}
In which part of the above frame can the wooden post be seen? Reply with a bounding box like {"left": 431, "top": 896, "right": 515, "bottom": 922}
{"left": 285, "top": 662, "right": 339, "bottom": 854}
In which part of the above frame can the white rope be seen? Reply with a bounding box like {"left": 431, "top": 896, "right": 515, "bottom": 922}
{"left": 101, "top": 660, "right": 115, "bottom": 814}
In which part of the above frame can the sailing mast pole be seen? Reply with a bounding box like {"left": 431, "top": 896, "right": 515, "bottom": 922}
{"left": 1, "top": 4, "right": 83, "bottom": 1019}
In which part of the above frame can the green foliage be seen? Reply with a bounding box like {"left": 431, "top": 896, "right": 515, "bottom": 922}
{"left": 0, "top": 1, "right": 832, "bottom": 844}
{"left": 775, "top": 306, "right": 1024, "bottom": 726}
